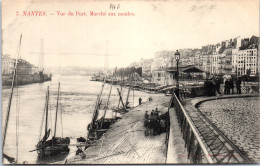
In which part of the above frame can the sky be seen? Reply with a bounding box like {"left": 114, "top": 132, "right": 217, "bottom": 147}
{"left": 2, "top": 0, "right": 259, "bottom": 68}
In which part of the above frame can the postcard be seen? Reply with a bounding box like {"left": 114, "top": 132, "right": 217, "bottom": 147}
{"left": 1, "top": 0, "right": 259, "bottom": 164}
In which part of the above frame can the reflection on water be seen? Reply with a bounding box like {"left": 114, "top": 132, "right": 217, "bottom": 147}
{"left": 2, "top": 75, "right": 152, "bottom": 164}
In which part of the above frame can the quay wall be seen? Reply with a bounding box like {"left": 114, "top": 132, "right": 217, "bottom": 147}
{"left": 166, "top": 107, "right": 190, "bottom": 164}
{"left": 2, "top": 74, "right": 51, "bottom": 87}
{"left": 191, "top": 93, "right": 259, "bottom": 108}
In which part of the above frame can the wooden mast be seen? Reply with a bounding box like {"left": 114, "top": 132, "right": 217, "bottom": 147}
{"left": 54, "top": 82, "right": 60, "bottom": 137}
{"left": 92, "top": 79, "right": 106, "bottom": 125}
{"left": 2, "top": 34, "right": 22, "bottom": 163}
{"left": 87, "top": 79, "right": 106, "bottom": 140}
{"left": 117, "top": 70, "right": 125, "bottom": 108}
{"left": 116, "top": 88, "right": 125, "bottom": 110}
{"left": 92, "top": 78, "right": 106, "bottom": 124}
{"left": 100, "top": 68, "right": 117, "bottom": 128}
{"left": 45, "top": 86, "right": 50, "bottom": 135}
{"left": 124, "top": 74, "right": 133, "bottom": 110}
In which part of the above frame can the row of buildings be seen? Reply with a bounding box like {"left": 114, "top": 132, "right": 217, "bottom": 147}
{"left": 2, "top": 54, "right": 39, "bottom": 75}
{"left": 198, "top": 36, "right": 259, "bottom": 77}
{"left": 129, "top": 35, "right": 259, "bottom": 85}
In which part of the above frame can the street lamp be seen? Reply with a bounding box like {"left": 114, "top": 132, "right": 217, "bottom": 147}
{"left": 175, "top": 50, "right": 180, "bottom": 99}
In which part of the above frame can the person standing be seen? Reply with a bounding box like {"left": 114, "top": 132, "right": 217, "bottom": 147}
{"left": 160, "top": 119, "right": 166, "bottom": 133}
{"left": 155, "top": 110, "right": 159, "bottom": 117}
{"left": 139, "top": 97, "right": 142, "bottom": 105}
{"left": 146, "top": 119, "right": 151, "bottom": 136}
{"left": 147, "top": 115, "right": 152, "bottom": 136}
{"left": 215, "top": 77, "right": 221, "bottom": 95}
{"left": 148, "top": 97, "right": 152, "bottom": 101}
{"left": 230, "top": 78, "right": 234, "bottom": 94}
{"left": 204, "top": 79, "right": 210, "bottom": 96}
{"left": 236, "top": 77, "right": 242, "bottom": 94}
{"left": 151, "top": 109, "right": 155, "bottom": 116}
{"left": 209, "top": 79, "right": 215, "bottom": 96}
{"left": 224, "top": 79, "right": 230, "bottom": 95}
{"left": 145, "top": 111, "right": 149, "bottom": 119}
{"left": 150, "top": 115, "right": 155, "bottom": 136}
{"left": 144, "top": 111, "right": 149, "bottom": 127}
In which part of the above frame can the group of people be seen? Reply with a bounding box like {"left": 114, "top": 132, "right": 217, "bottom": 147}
{"left": 204, "top": 78, "right": 220, "bottom": 96}
{"left": 144, "top": 108, "right": 167, "bottom": 136}
{"left": 204, "top": 76, "right": 242, "bottom": 96}
{"left": 224, "top": 77, "right": 242, "bottom": 94}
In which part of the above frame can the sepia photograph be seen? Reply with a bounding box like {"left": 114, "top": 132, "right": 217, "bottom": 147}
{"left": 1, "top": 0, "right": 260, "bottom": 164}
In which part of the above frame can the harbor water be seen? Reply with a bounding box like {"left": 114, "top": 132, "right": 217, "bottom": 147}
{"left": 2, "top": 75, "right": 153, "bottom": 164}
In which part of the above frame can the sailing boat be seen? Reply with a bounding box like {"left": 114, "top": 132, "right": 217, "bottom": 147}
{"left": 86, "top": 79, "right": 106, "bottom": 142}
{"left": 36, "top": 83, "right": 70, "bottom": 157}
{"left": 86, "top": 68, "right": 121, "bottom": 142}
{"left": 2, "top": 34, "right": 22, "bottom": 164}
{"left": 115, "top": 73, "right": 134, "bottom": 113}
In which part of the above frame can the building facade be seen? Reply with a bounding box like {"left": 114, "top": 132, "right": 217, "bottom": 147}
{"left": 2, "top": 54, "right": 37, "bottom": 75}
{"left": 2, "top": 54, "right": 15, "bottom": 75}
{"left": 236, "top": 48, "right": 258, "bottom": 76}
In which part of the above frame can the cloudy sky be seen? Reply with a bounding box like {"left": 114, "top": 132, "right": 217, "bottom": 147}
{"left": 2, "top": 0, "right": 259, "bottom": 68}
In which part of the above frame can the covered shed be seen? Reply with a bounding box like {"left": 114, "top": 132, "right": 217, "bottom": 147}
{"left": 167, "top": 65, "right": 204, "bottom": 73}
{"left": 167, "top": 65, "right": 204, "bottom": 80}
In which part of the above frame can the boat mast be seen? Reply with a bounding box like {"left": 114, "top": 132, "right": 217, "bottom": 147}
{"left": 87, "top": 79, "right": 106, "bottom": 140}
{"left": 116, "top": 88, "right": 125, "bottom": 110}
{"left": 117, "top": 70, "right": 125, "bottom": 108}
{"left": 93, "top": 79, "right": 106, "bottom": 123}
{"left": 45, "top": 86, "right": 50, "bottom": 135}
{"left": 54, "top": 82, "right": 60, "bottom": 137}
{"left": 38, "top": 88, "right": 48, "bottom": 141}
{"left": 124, "top": 73, "right": 133, "bottom": 110}
{"left": 105, "top": 68, "right": 117, "bottom": 110}
{"left": 133, "top": 79, "right": 135, "bottom": 107}
{"left": 2, "top": 34, "right": 22, "bottom": 155}
{"left": 101, "top": 68, "right": 117, "bottom": 128}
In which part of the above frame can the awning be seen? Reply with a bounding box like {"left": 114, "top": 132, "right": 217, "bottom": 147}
{"left": 167, "top": 65, "right": 204, "bottom": 73}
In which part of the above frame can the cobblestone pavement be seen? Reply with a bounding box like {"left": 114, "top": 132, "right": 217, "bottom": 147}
{"left": 198, "top": 96, "right": 260, "bottom": 163}
{"left": 66, "top": 94, "right": 170, "bottom": 164}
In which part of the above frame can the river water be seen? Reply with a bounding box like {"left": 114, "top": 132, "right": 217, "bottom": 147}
{"left": 2, "top": 75, "right": 152, "bottom": 164}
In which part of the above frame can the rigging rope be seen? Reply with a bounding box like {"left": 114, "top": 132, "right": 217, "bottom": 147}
{"left": 39, "top": 92, "right": 47, "bottom": 141}
{"left": 15, "top": 69, "right": 20, "bottom": 163}
{"left": 15, "top": 35, "right": 22, "bottom": 163}
{"left": 133, "top": 85, "right": 135, "bottom": 107}
{"left": 49, "top": 96, "right": 53, "bottom": 136}
{"left": 60, "top": 88, "right": 64, "bottom": 138}
{"left": 2, "top": 35, "right": 22, "bottom": 158}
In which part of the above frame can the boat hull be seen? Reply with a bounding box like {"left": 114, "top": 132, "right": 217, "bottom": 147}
{"left": 37, "top": 137, "right": 70, "bottom": 158}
